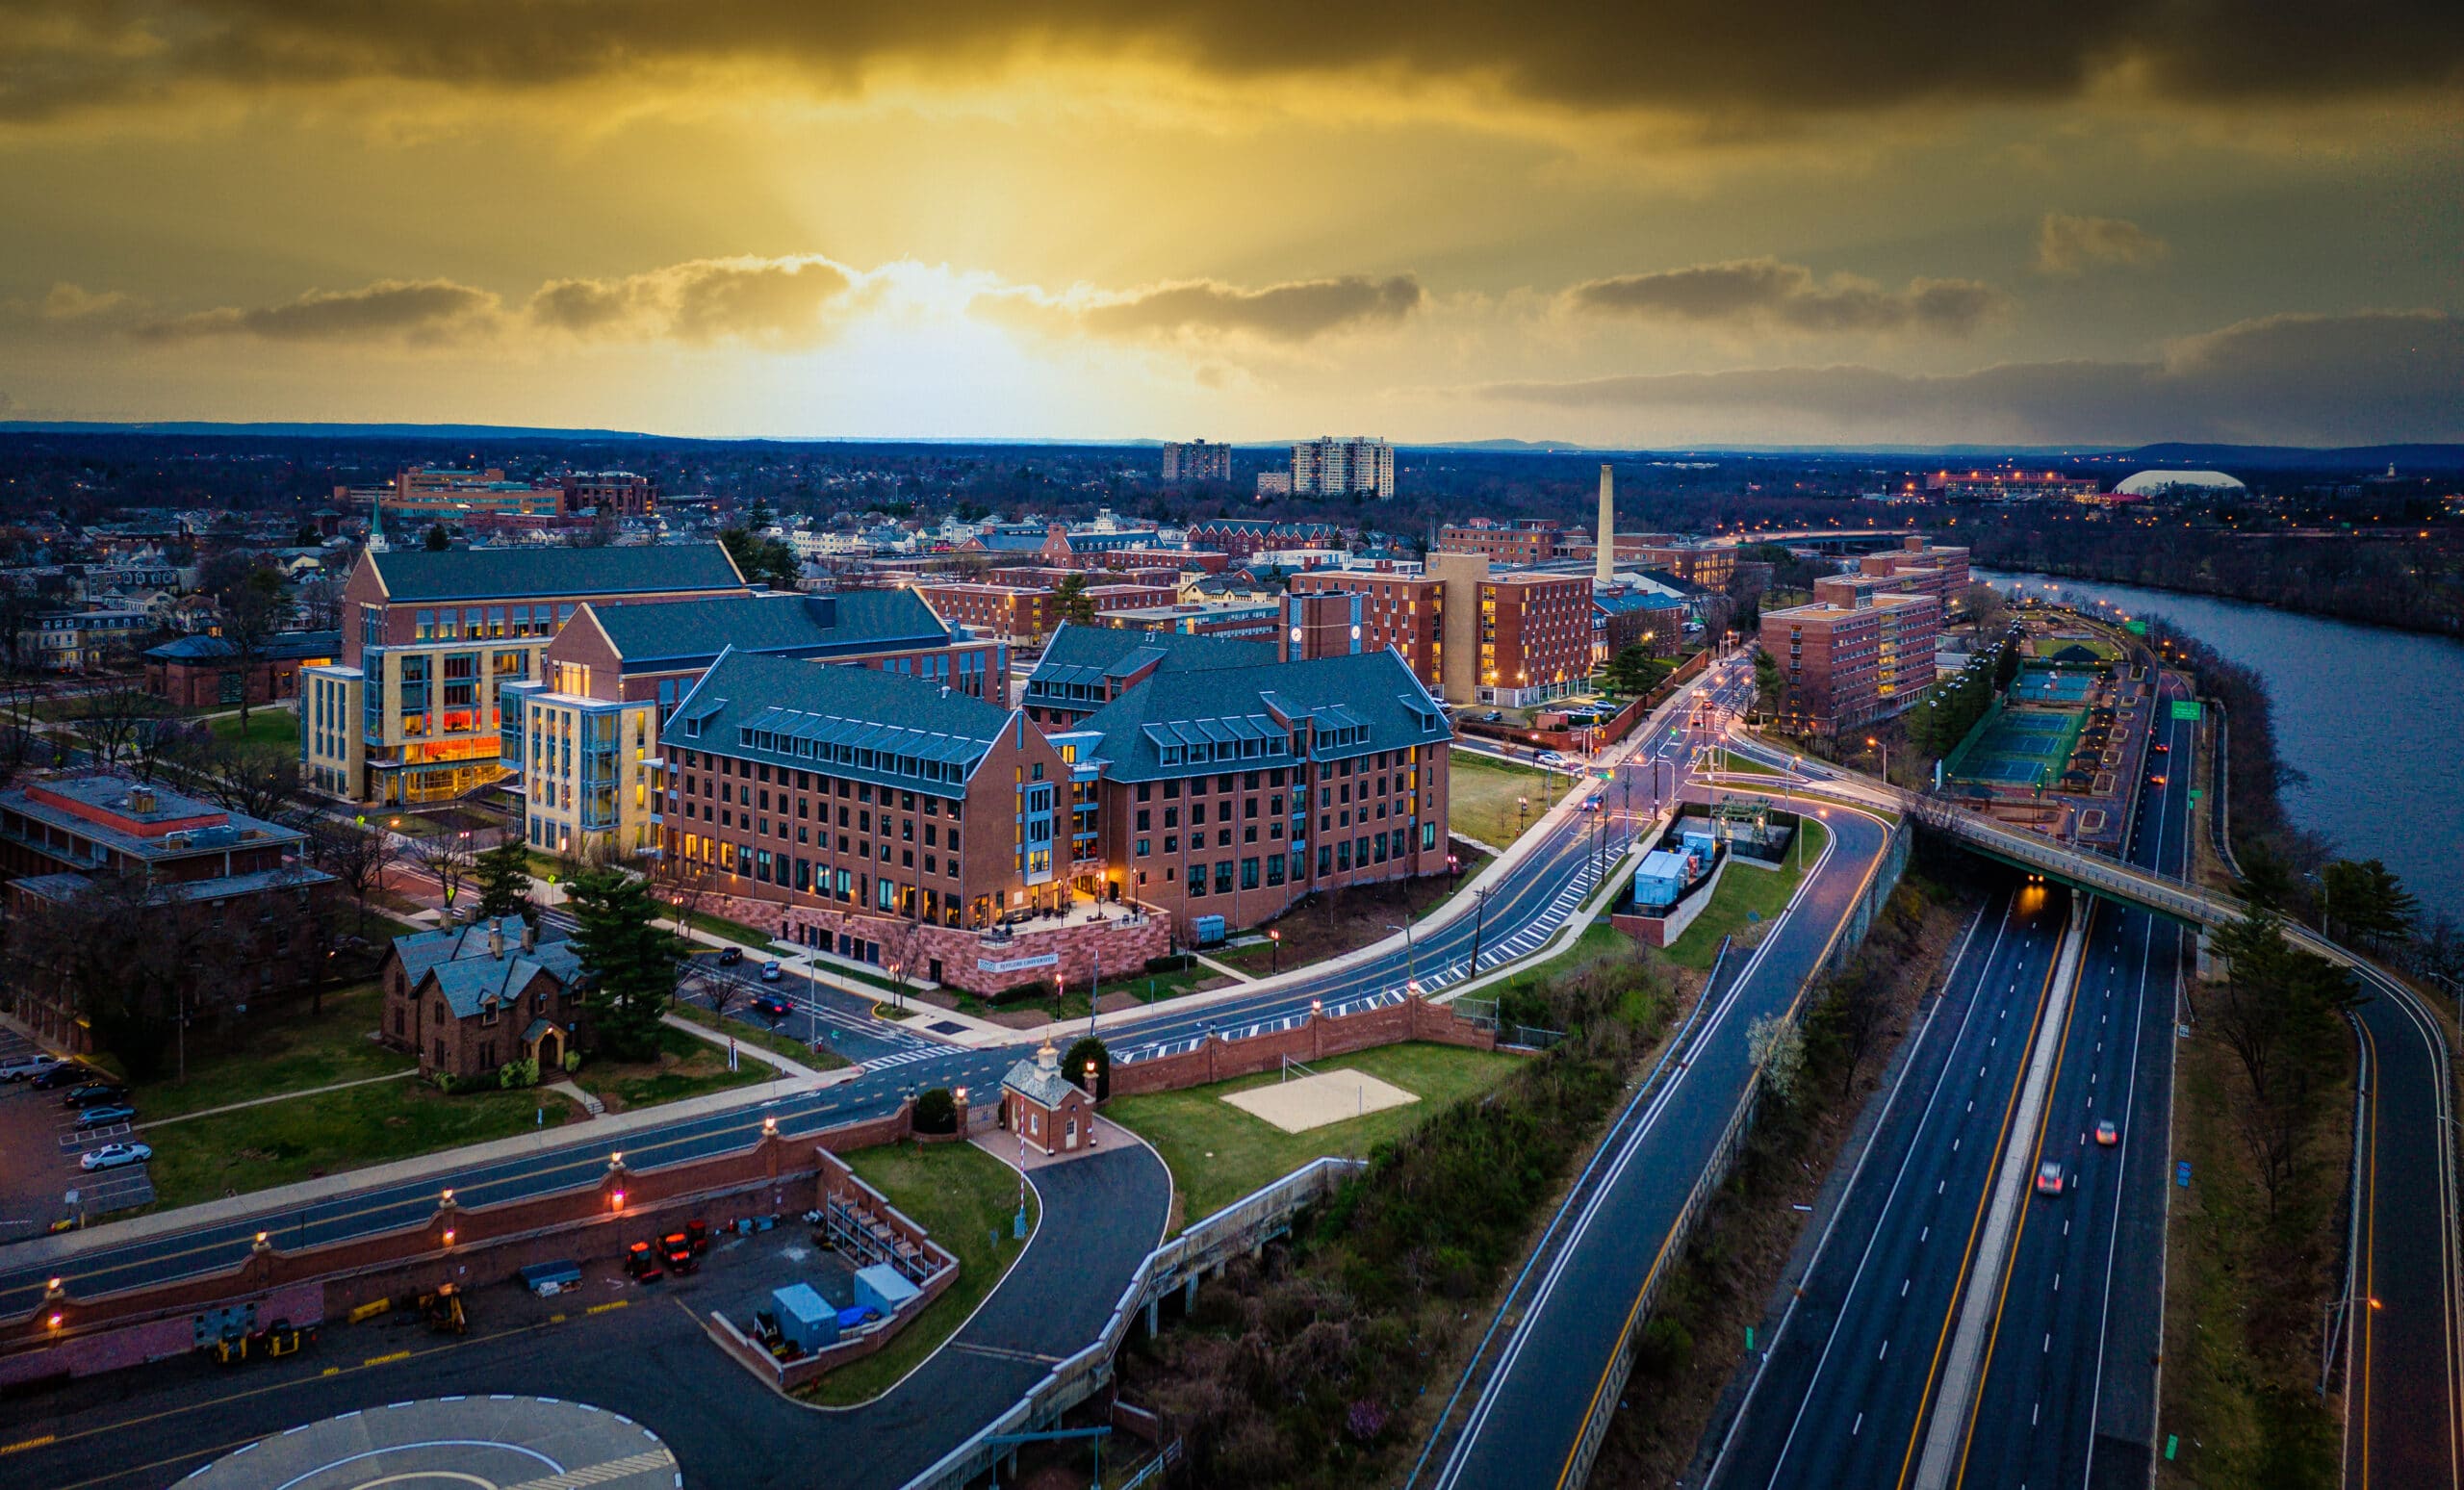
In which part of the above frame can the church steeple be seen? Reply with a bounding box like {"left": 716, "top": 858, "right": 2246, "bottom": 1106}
{"left": 367, "top": 479, "right": 390, "bottom": 552}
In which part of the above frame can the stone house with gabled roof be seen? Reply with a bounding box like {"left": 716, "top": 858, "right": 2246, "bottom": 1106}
{"left": 1001, "top": 1039, "right": 1095, "bottom": 1156}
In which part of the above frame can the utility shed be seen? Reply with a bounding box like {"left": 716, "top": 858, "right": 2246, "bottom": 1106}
{"left": 1632, "top": 849, "right": 1694, "bottom": 909}
{"left": 771, "top": 1283, "right": 837, "bottom": 1351}
{"left": 854, "top": 1264, "right": 922, "bottom": 1319}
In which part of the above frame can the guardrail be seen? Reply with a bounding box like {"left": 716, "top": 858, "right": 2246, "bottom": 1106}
{"left": 900, "top": 1156, "right": 1368, "bottom": 1490}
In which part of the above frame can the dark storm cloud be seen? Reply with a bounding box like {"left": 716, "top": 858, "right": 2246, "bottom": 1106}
{"left": 1474, "top": 311, "right": 2464, "bottom": 445}
{"left": 4, "top": 1, "right": 2458, "bottom": 122}
{"left": 1075, "top": 274, "right": 1424, "bottom": 343}
{"left": 1568, "top": 260, "right": 2008, "bottom": 337}
{"left": 134, "top": 279, "right": 504, "bottom": 344}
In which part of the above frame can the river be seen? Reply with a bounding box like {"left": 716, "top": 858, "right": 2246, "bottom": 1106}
{"left": 1981, "top": 570, "right": 2464, "bottom": 927}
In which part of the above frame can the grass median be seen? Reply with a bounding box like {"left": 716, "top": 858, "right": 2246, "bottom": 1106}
{"left": 1663, "top": 820, "right": 1828, "bottom": 970}
{"left": 1105, "top": 1041, "right": 1525, "bottom": 1231}
{"left": 799, "top": 1141, "right": 1038, "bottom": 1405}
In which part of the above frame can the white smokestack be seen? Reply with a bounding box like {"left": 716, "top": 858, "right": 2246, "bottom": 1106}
{"left": 1596, "top": 464, "right": 1615, "bottom": 587}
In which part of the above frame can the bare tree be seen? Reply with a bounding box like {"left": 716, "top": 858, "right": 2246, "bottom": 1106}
{"left": 293, "top": 571, "right": 344, "bottom": 630}
{"left": 7, "top": 873, "right": 257, "bottom": 1082}
{"left": 78, "top": 679, "right": 156, "bottom": 766}
{"left": 308, "top": 820, "right": 402, "bottom": 938}
{"left": 404, "top": 830, "right": 476, "bottom": 916}
{"left": 191, "top": 736, "right": 304, "bottom": 825}
{"left": 651, "top": 853, "right": 713, "bottom": 938}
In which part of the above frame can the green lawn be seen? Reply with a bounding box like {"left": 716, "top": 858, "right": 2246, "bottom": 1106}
{"left": 1450, "top": 753, "right": 1563, "bottom": 848}
{"left": 671, "top": 1002, "right": 852, "bottom": 1071}
{"left": 1106, "top": 1041, "right": 1526, "bottom": 1230}
{"left": 208, "top": 708, "right": 299, "bottom": 749}
{"left": 1663, "top": 821, "right": 1828, "bottom": 970}
{"left": 576, "top": 1023, "right": 776, "bottom": 1113}
{"left": 140, "top": 1078, "right": 575, "bottom": 1213}
{"left": 127, "top": 981, "right": 411, "bottom": 1121}
{"left": 1715, "top": 749, "right": 1782, "bottom": 776}
{"left": 802, "top": 1142, "right": 1038, "bottom": 1405}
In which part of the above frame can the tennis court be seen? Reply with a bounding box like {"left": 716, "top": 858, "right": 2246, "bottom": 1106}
{"left": 2012, "top": 667, "right": 2095, "bottom": 704}
{"left": 1946, "top": 705, "right": 2089, "bottom": 787}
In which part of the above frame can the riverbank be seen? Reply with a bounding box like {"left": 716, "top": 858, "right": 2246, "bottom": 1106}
{"left": 1967, "top": 534, "right": 2464, "bottom": 641}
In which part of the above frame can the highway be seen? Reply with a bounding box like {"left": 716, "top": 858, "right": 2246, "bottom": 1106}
{"left": 1954, "top": 698, "right": 2188, "bottom": 1489}
{"left": 1420, "top": 741, "right": 1903, "bottom": 1481}
{"left": 1707, "top": 879, "right": 2067, "bottom": 1490}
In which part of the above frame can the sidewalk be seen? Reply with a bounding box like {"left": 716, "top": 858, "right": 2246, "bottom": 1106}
{"left": 136, "top": 1069, "right": 416, "bottom": 1130}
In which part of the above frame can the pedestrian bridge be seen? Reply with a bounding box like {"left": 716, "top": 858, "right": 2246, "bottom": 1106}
{"left": 1899, "top": 796, "right": 2242, "bottom": 928}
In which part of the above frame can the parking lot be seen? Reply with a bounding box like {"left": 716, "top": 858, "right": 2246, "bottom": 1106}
{"left": 0, "top": 1032, "right": 155, "bottom": 1238}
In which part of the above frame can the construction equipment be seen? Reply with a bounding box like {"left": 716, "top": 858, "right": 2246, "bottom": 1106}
{"left": 625, "top": 1240, "right": 664, "bottom": 1284}
{"left": 660, "top": 1232, "right": 698, "bottom": 1275}
{"left": 417, "top": 1282, "right": 467, "bottom": 1334}
{"left": 252, "top": 1319, "right": 315, "bottom": 1357}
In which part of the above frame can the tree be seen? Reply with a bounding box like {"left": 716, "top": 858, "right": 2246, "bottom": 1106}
{"left": 1606, "top": 644, "right": 1666, "bottom": 699}
{"left": 912, "top": 1087, "right": 959, "bottom": 1134}
{"left": 651, "top": 854, "right": 712, "bottom": 938}
{"left": 721, "top": 522, "right": 801, "bottom": 590}
{"left": 78, "top": 679, "right": 157, "bottom": 766}
{"left": 564, "top": 867, "right": 678, "bottom": 1061}
{"left": 1053, "top": 573, "right": 1098, "bottom": 627}
{"left": 6, "top": 872, "right": 257, "bottom": 1082}
{"left": 308, "top": 820, "right": 400, "bottom": 939}
{"left": 424, "top": 523, "right": 452, "bottom": 552}
{"left": 2232, "top": 836, "right": 2297, "bottom": 913}
{"left": 1956, "top": 581, "right": 2011, "bottom": 632}
{"left": 191, "top": 736, "right": 304, "bottom": 825}
{"left": 473, "top": 837, "right": 535, "bottom": 923}
{"left": 2205, "top": 911, "right": 2365, "bottom": 1213}
{"left": 403, "top": 831, "right": 475, "bottom": 915}
{"left": 1752, "top": 649, "right": 1784, "bottom": 721}
{"left": 209, "top": 559, "right": 286, "bottom": 728}
{"left": 2322, "top": 859, "right": 2420, "bottom": 948}
{"left": 1064, "top": 1036, "right": 1112, "bottom": 1101}
{"left": 1747, "top": 1013, "right": 1805, "bottom": 1104}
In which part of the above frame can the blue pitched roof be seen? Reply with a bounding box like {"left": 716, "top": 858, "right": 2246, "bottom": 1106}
{"left": 662, "top": 648, "right": 1019, "bottom": 797}
{"left": 1023, "top": 621, "right": 1274, "bottom": 699}
{"left": 143, "top": 629, "right": 340, "bottom": 663}
{"left": 1066, "top": 649, "right": 1450, "bottom": 784}
{"left": 368, "top": 543, "right": 745, "bottom": 603}
{"left": 389, "top": 915, "right": 581, "bottom": 1015}
{"left": 583, "top": 591, "right": 953, "bottom": 674}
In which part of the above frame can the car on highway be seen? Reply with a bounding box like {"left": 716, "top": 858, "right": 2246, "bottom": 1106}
{"left": 2148, "top": 774, "right": 2167, "bottom": 785}
{"left": 752, "top": 994, "right": 794, "bottom": 1021}
{"left": 79, "top": 1142, "right": 152, "bottom": 1171}
{"left": 760, "top": 960, "right": 783, "bottom": 982}
{"left": 2094, "top": 1118, "right": 2119, "bottom": 1146}
{"left": 717, "top": 946, "right": 743, "bottom": 966}
{"left": 62, "top": 1082, "right": 126, "bottom": 1108}
{"left": 2035, "top": 1159, "right": 2066, "bottom": 1196}
{"left": 76, "top": 1103, "right": 137, "bottom": 1127}
{"left": 0, "top": 1052, "right": 61, "bottom": 1082}
{"left": 2151, "top": 742, "right": 2169, "bottom": 754}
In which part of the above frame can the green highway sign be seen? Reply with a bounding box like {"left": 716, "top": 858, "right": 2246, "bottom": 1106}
{"left": 2170, "top": 700, "right": 2203, "bottom": 721}
{"left": 2125, "top": 621, "right": 2148, "bottom": 636}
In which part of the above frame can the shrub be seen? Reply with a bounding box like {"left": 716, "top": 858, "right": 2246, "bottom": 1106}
{"left": 433, "top": 1071, "right": 456, "bottom": 1093}
{"left": 562, "top": 1050, "right": 581, "bottom": 1073}
{"left": 497, "top": 1057, "right": 540, "bottom": 1091}
{"left": 912, "top": 1086, "right": 958, "bottom": 1134}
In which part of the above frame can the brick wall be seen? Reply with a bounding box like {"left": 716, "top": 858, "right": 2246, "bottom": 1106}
{"left": 698, "top": 890, "right": 1171, "bottom": 996}
{"left": 3, "top": 1106, "right": 914, "bottom": 1374}
{"left": 1109, "top": 994, "right": 1495, "bottom": 1096}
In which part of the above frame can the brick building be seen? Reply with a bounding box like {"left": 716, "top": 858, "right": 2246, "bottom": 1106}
{"left": 0, "top": 772, "right": 336, "bottom": 1052}
{"left": 1436, "top": 520, "right": 1571, "bottom": 566}
{"left": 1021, "top": 624, "right": 1272, "bottom": 732}
{"left": 1856, "top": 535, "right": 1973, "bottom": 610}
{"left": 1759, "top": 579, "right": 1942, "bottom": 734}
{"left": 1471, "top": 571, "right": 1593, "bottom": 707}
{"left": 1057, "top": 648, "right": 1452, "bottom": 939}
{"left": 557, "top": 472, "right": 656, "bottom": 518}
{"left": 1001, "top": 1039, "right": 1097, "bottom": 1156}
{"left": 1286, "top": 571, "right": 1444, "bottom": 688}
{"left": 380, "top": 915, "right": 586, "bottom": 1082}
{"left": 1181, "top": 520, "right": 1344, "bottom": 563}
{"left": 911, "top": 582, "right": 1055, "bottom": 645}
{"left": 1161, "top": 441, "right": 1232, "bottom": 482}
{"left": 659, "top": 649, "right": 1071, "bottom": 947}
{"left": 1099, "top": 601, "right": 1281, "bottom": 641}
{"left": 143, "top": 629, "right": 339, "bottom": 709}
{"left": 508, "top": 589, "right": 995, "bottom": 861}
{"left": 1636, "top": 544, "right": 1736, "bottom": 591}
{"left": 303, "top": 543, "right": 749, "bottom": 807}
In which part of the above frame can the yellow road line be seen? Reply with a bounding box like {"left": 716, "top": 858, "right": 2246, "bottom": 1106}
{"left": 360, "top": 1349, "right": 410, "bottom": 1367}
{"left": 1894, "top": 905, "right": 2069, "bottom": 1490}
{"left": 1, "top": 1435, "right": 58, "bottom": 1456}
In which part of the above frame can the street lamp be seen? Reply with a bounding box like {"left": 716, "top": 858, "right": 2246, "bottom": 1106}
{"left": 1270, "top": 927, "right": 1280, "bottom": 976}
{"left": 1388, "top": 921, "right": 1418, "bottom": 992}
{"left": 1517, "top": 794, "right": 1528, "bottom": 839}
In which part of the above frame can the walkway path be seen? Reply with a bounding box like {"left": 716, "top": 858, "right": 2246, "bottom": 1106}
{"left": 1191, "top": 952, "right": 1257, "bottom": 984}
{"left": 135, "top": 1069, "right": 415, "bottom": 1129}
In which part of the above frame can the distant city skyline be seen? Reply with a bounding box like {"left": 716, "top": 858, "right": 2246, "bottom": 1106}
{"left": 3, "top": 3, "right": 2458, "bottom": 445}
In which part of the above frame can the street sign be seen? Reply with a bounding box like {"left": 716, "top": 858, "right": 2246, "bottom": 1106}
{"left": 2175, "top": 1160, "right": 2192, "bottom": 1188}
{"left": 2170, "top": 700, "right": 2203, "bottom": 721}
{"left": 2188, "top": 789, "right": 2202, "bottom": 803}
{"left": 2125, "top": 621, "right": 2148, "bottom": 636}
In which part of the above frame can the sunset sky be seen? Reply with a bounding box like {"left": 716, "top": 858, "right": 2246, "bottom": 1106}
{"left": 5, "top": 2, "right": 2460, "bottom": 446}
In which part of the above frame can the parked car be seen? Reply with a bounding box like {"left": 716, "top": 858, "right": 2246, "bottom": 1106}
{"left": 33, "top": 1064, "right": 96, "bottom": 1091}
{"left": 760, "top": 960, "right": 783, "bottom": 983}
{"left": 0, "top": 1053, "right": 61, "bottom": 1083}
{"left": 716, "top": 946, "right": 744, "bottom": 966}
{"left": 2034, "top": 1160, "right": 2066, "bottom": 1196}
{"left": 753, "top": 994, "right": 793, "bottom": 1020}
{"left": 79, "top": 1142, "right": 152, "bottom": 1172}
{"left": 76, "top": 1104, "right": 137, "bottom": 1127}
{"left": 1479, "top": 710, "right": 1504, "bottom": 723}
{"left": 62, "top": 1082, "right": 126, "bottom": 1108}
{"left": 2094, "top": 1118, "right": 2119, "bottom": 1146}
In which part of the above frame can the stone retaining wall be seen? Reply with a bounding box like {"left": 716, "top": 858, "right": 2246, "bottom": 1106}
{"left": 1110, "top": 995, "right": 1495, "bottom": 1097}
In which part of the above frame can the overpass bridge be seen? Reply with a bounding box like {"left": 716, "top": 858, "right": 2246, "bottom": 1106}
{"left": 1703, "top": 527, "right": 1928, "bottom": 552}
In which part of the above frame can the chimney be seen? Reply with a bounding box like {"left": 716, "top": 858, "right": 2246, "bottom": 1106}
{"left": 128, "top": 786, "right": 156, "bottom": 815}
{"left": 521, "top": 920, "right": 537, "bottom": 953}
{"left": 489, "top": 922, "right": 505, "bottom": 961}
{"left": 1595, "top": 465, "right": 1615, "bottom": 588}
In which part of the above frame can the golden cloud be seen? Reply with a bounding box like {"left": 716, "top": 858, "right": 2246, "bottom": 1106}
{"left": 2035, "top": 213, "right": 2170, "bottom": 276}
{"left": 987, "top": 273, "right": 1425, "bottom": 344}
{"left": 527, "top": 256, "right": 857, "bottom": 345}
{"left": 1566, "top": 260, "right": 2009, "bottom": 338}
